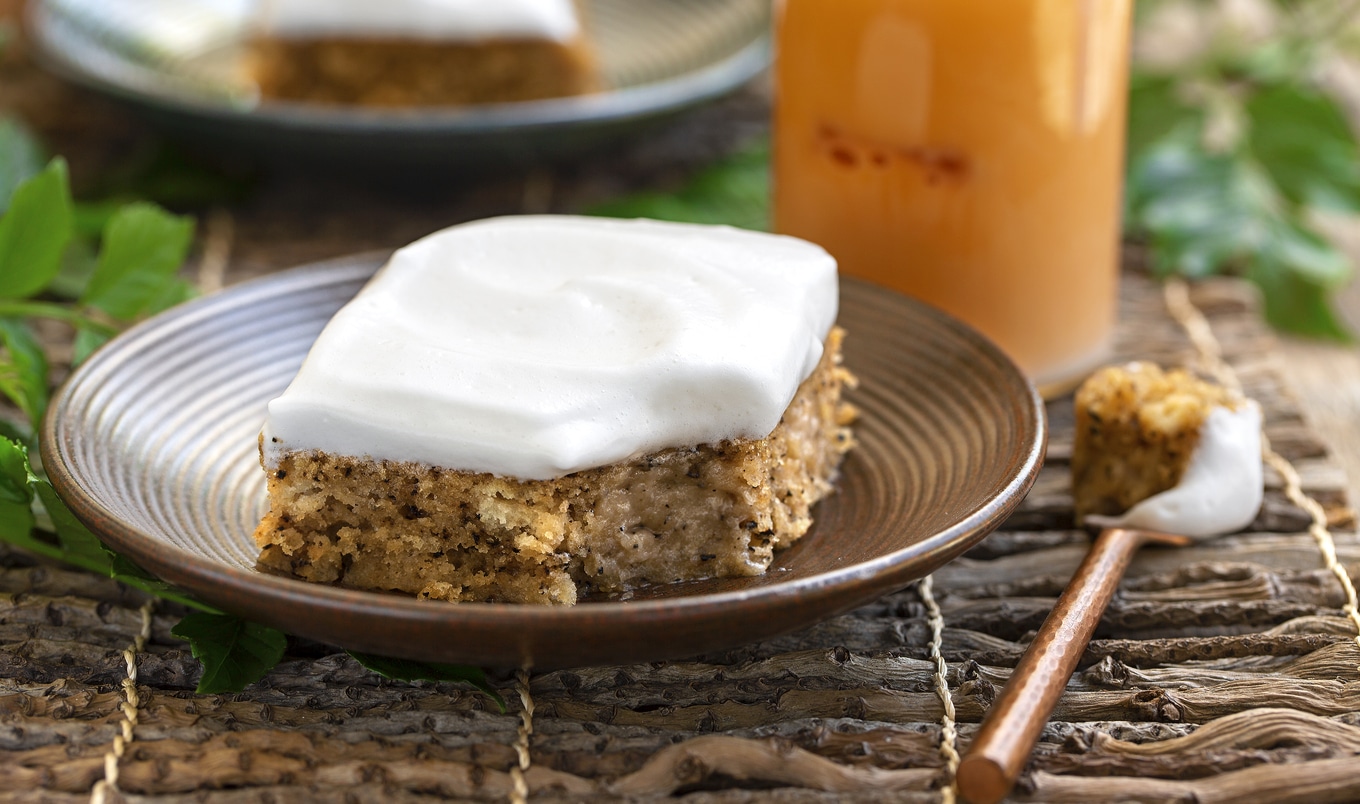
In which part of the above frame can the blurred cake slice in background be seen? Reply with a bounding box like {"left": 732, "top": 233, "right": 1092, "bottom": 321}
{"left": 249, "top": 0, "right": 599, "bottom": 106}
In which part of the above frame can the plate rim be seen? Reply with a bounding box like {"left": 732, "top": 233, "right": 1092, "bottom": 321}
{"left": 24, "top": 0, "right": 772, "bottom": 134}
{"left": 42, "top": 254, "right": 1046, "bottom": 667}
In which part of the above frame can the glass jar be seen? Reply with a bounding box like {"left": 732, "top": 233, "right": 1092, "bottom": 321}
{"left": 774, "top": 0, "right": 1132, "bottom": 395}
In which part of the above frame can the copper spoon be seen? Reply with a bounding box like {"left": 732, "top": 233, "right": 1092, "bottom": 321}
{"left": 954, "top": 527, "right": 1192, "bottom": 804}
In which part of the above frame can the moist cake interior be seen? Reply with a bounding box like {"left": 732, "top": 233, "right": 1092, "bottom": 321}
{"left": 254, "top": 328, "right": 856, "bottom": 604}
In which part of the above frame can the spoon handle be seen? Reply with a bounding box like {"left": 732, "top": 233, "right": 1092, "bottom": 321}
{"left": 955, "top": 527, "right": 1191, "bottom": 804}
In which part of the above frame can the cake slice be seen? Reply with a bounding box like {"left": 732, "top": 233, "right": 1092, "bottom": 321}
{"left": 249, "top": 0, "right": 599, "bottom": 107}
{"left": 1071, "top": 361, "right": 1262, "bottom": 537}
{"left": 253, "top": 216, "right": 856, "bottom": 604}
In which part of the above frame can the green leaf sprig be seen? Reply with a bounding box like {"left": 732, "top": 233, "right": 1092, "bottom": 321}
{"left": 1125, "top": 0, "right": 1360, "bottom": 339}
{"left": 0, "top": 436, "right": 214, "bottom": 609}
{"left": 0, "top": 132, "right": 496, "bottom": 699}
{"left": 0, "top": 156, "right": 196, "bottom": 435}
{"left": 172, "top": 612, "right": 289, "bottom": 695}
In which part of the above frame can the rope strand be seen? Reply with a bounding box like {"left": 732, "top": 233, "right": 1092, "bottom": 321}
{"left": 90, "top": 600, "right": 155, "bottom": 804}
{"left": 919, "top": 574, "right": 959, "bottom": 803}
{"left": 1163, "top": 277, "right": 1360, "bottom": 670}
{"left": 509, "top": 667, "right": 534, "bottom": 804}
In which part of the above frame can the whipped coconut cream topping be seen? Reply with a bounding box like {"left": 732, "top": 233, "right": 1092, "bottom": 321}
{"left": 1086, "top": 402, "right": 1264, "bottom": 538}
{"left": 261, "top": 216, "right": 839, "bottom": 480}
{"left": 255, "top": 0, "right": 581, "bottom": 42}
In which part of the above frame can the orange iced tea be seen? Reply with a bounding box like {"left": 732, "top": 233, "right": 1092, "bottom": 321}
{"left": 774, "top": 0, "right": 1131, "bottom": 393}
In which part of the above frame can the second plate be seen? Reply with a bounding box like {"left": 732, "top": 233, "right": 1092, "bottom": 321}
{"left": 27, "top": 0, "right": 771, "bottom": 171}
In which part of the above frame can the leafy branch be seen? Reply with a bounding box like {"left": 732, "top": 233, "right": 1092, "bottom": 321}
{"left": 0, "top": 153, "right": 195, "bottom": 434}
{"left": 1126, "top": 0, "right": 1360, "bottom": 338}
{"left": 0, "top": 126, "right": 495, "bottom": 700}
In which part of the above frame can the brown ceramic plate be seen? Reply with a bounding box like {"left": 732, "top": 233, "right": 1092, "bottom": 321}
{"left": 42, "top": 253, "right": 1045, "bottom": 670}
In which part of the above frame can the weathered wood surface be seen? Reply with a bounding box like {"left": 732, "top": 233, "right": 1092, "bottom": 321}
{"left": 3, "top": 15, "right": 1360, "bottom": 802}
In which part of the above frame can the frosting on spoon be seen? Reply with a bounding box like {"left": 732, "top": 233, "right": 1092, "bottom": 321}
{"left": 1085, "top": 402, "right": 1263, "bottom": 538}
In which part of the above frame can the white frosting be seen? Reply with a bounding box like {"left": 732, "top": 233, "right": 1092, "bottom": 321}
{"left": 1086, "top": 402, "right": 1264, "bottom": 539}
{"left": 255, "top": 0, "right": 581, "bottom": 42}
{"left": 261, "top": 216, "right": 840, "bottom": 480}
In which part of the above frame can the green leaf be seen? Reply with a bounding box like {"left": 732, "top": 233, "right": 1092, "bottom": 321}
{"left": 0, "top": 318, "right": 48, "bottom": 430}
{"left": 588, "top": 140, "right": 770, "bottom": 231}
{"left": 1125, "top": 74, "right": 1202, "bottom": 169}
{"left": 1249, "top": 221, "right": 1354, "bottom": 340}
{"left": 1126, "top": 139, "right": 1276, "bottom": 277}
{"left": 171, "top": 612, "right": 288, "bottom": 694}
{"left": 0, "top": 438, "right": 53, "bottom": 559}
{"left": 1237, "top": 39, "right": 1307, "bottom": 86}
{"left": 1245, "top": 85, "right": 1360, "bottom": 213}
{"left": 347, "top": 651, "right": 505, "bottom": 710}
{"left": 109, "top": 551, "right": 161, "bottom": 582}
{"left": 71, "top": 201, "right": 124, "bottom": 240}
{"left": 0, "top": 494, "right": 35, "bottom": 545}
{"left": 6, "top": 435, "right": 218, "bottom": 606}
{"left": 0, "top": 116, "right": 45, "bottom": 214}
{"left": 31, "top": 479, "right": 114, "bottom": 574}
{"left": 141, "top": 275, "right": 195, "bottom": 317}
{"left": 1124, "top": 132, "right": 1354, "bottom": 340}
{"left": 109, "top": 552, "right": 218, "bottom": 612}
{"left": 71, "top": 327, "right": 110, "bottom": 367}
{"left": 0, "top": 439, "right": 223, "bottom": 585}
{"left": 46, "top": 235, "right": 99, "bottom": 300}
{"left": 0, "top": 158, "right": 74, "bottom": 299}
{"left": 0, "top": 435, "right": 31, "bottom": 505}
{"left": 1266, "top": 220, "right": 1352, "bottom": 289}
{"left": 1247, "top": 261, "right": 1351, "bottom": 340}
{"left": 82, "top": 203, "right": 195, "bottom": 320}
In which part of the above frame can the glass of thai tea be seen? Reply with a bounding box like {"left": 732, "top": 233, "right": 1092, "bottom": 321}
{"left": 774, "top": 0, "right": 1132, "bottom": 395}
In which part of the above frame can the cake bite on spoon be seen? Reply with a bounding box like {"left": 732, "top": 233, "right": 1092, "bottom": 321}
{"left": 1073, "top": 361, "right": 1263, "bottom": 538}
{"left": 957, "top": 361, "right": 1264, "bottom": 804}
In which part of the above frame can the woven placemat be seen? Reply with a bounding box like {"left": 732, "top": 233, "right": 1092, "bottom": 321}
{"left": 2, "top": 269, "right": 1358, "bottom": 803}
{"left": 2, "top": 22, "right": 1358, "bottom": 798}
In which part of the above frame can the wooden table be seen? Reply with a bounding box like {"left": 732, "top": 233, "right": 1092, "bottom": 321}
{"left": 3, "top": 25, "right": 1358, "bottom": 803}
{"left": 1279, "top": 278, "right": 1360, "bottom": 509}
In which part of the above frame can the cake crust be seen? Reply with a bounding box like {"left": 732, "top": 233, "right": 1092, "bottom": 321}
{"left": 254, "top": 328, "right": 855, "bottom": 604}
